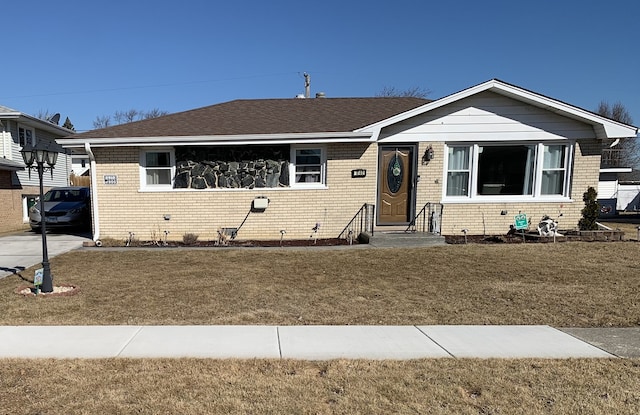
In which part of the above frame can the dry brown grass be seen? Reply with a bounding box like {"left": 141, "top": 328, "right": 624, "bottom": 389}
{"left": 1, "top": 242, "right": 639, "bottom": 326}
{"left": 602, "top": 221, "right": 640, "bottom": 240}
{"left": 1, "top": 358, "right": 639, "bottom": 414}
{"left": 2, "top": 243, "right": 640, "bottom": 413}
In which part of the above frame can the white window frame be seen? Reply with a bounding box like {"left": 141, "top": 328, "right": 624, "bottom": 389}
{"left": 289, "top": 145, "right": 327, "bottom": 188}
{"left": 18, "top": 125, "right": 35, "bottom": 147}
{"left": 445, "top": 145, "right": 472, "bottom": 198}
{"left": 139, "top": 148, "right": 175, "bottom": 190}
{"left": 537, "top": 144, "right": 571, "bottom": 196}
{"left": 443, "top": 142, "right": 573, "bottom": 202}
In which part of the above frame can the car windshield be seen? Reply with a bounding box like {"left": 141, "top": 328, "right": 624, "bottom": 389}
{"left": 44, "top": 189, "right": 85, "bottom": 202}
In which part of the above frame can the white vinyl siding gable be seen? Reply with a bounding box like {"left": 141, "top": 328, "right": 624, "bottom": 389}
{"left": 378, "top": 91, "right": 596, "bottom": 143}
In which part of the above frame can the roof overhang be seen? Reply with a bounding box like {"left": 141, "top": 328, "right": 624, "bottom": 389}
{"left": 0, "top": 112, "right": 75, "bottom": 136}
{"left": 0, "top": 157, "right": 25, "bottom": 171}
{"left": 357, "top": 79, "right": 639, "bottom": 140}
{"left": 57, "top": 131, "right": 374, "bottom": 149}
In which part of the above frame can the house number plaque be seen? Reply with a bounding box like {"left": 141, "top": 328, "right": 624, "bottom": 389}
{"left": 103, "top": 175, "right": 118, "bottom": 185}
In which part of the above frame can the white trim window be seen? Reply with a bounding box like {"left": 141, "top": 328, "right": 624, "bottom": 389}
{"left": 140, "top": 149, "right": 175, "bottom": 189}
{"left": 290, "top": 145, "right": 326, "bottom": 187}
{"left": 446, "top": 146, "right": 471, "bottom": 196}
{"left": 18, "top": 125, "right": 35, "bottom": 147}
{"left": 540, "top": 145, "right": 568, "bottom": 195}
{"left": 444, "top": 142, "right": 572, "bottom": 200}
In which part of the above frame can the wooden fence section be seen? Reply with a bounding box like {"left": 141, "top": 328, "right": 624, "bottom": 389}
{"left": 69, "top": 174, "right": 91, "bottom": 187}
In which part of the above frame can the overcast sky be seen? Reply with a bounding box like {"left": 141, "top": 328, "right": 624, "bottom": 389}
{"left": 2, "top": 0, "right": 638, "bottom": 132}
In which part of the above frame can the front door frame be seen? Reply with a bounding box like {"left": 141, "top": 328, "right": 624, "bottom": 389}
{"left": 376, "top": 144, "right": 418, "bottom": 226}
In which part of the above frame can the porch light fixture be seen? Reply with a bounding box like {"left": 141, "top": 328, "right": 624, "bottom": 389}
{"left": 19, "top": 140, "right": 65, "bottom": 293}
{"left": 422, "top": 146, "right": 434, "bottom": 164}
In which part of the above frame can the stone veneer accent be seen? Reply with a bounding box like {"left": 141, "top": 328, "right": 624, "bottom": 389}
{"left": 173, "top": 146, "right": 290, "bottom": 189}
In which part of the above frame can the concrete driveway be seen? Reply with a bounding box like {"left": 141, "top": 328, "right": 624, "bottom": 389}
{"left": 0, "top": 230, "right": 91, "bottom": 279}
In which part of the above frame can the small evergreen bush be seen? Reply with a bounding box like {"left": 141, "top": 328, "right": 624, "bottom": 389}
{"left": 578, "top": 187, "right": 599, "bottom": 230}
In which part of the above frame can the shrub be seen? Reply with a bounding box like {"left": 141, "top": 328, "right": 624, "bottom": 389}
{"left": 578, "top": 187, "right": 599, "bottom": 230}
{"left": 182, "top": 233, "right": 199, "bottom": 245}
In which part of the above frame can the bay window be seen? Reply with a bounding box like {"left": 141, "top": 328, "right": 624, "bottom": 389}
{"left": 444, "top": 142, "right": 572, "bottom": 199}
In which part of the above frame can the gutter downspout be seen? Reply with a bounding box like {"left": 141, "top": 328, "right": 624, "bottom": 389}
{"left": 84, "top": 142, "right": 100, "bottom": 243}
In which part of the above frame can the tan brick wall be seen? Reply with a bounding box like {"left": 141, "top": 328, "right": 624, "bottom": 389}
{"left": 0, "top": 171, "right": 39, "bottom": 233}
{"left": 93, "top": 138, "right": 602, "bottom": 241}
{"left": 93, "top": 144, "right": 378, "bottom": 242}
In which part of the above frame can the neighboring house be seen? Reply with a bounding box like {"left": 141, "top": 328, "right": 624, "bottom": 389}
{"left": 598, "top": 145, "right": 640, "bottom": 216}
{"left": 57, "top": 79, "right": 638, "bottom": 242}
{"left": 599, "top": 167, "right": 640, "bottom": 214}
{"left": 0, "top": 106, "right": 75, "bottom": 233}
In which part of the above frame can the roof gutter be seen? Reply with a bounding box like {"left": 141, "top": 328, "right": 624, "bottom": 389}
{"left": 57, "top": 132, "right": 374, "bottom": 148}
{"left": 84, "top": 142, "right": 100, "bottom": 243}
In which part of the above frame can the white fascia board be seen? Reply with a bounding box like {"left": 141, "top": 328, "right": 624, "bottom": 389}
{"left": 357, "top": 79, "right": 638, "bottom": 140}
{"left": 487, "top": 82, "right": 638, "bottom": 139}
{"left": 57, "top": 131, "right": 374, "bottom": 148}
{"left": 8, "top": 113, "right": 76, "bottom": 136}
{"left": 600, "top": 167, "right": 633, "bottom": 173}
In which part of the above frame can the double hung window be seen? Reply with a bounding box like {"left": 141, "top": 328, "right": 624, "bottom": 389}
{"left": 541, "top": 145, "right": 566, "bottom": 195}
{"left": 18, "top": 125, "right": 35, "bottom": 147}
{"left": 446, "top": 146, "right": 471, "bottom": 196}
{"left": 141, "top": 149, "right": 174, "bottom": 188}
{"left": 291, "top": 146, "right": 326, "bottom": 186}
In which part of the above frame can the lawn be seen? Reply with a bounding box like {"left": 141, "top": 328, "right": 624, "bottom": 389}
{"left": 1, "top": 242, "right": 640, "bottom": 414}
{"left": 1, "top": 358, "right": 639, "bottom": 414}
{"left": 1, "top": 242, "right": 639, "bottom": 326}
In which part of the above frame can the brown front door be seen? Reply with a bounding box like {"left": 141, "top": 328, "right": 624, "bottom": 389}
{"left": 378, "top": 146, "right": 414, "bottom": 225}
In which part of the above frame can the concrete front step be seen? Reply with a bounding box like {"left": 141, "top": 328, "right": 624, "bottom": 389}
{"left": 365, "top": 231, "right": 446, "bottom": 247}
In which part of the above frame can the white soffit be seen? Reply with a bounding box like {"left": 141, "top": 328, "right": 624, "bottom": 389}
{"left": 358, "top": 79, "right": 638, "bottom": 140}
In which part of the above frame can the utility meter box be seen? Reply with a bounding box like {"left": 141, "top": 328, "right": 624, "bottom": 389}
{"left": 253, "top": 197, "right": 269, "bottom": 210}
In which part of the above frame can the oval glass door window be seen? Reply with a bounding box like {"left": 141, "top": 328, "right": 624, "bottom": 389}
{"left": 387, "top": 154, "right": 404, "bottom": 193}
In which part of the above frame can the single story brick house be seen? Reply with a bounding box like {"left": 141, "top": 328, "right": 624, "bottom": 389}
{"left": 57, "top": 79, "right": 638, "bottom": 243}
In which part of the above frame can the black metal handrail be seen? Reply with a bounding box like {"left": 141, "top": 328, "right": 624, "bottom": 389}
{"left": 406, "top": 202, "right": 443, "bottom": 234}
{"left": 338, "top": 203, "right": 375, "bottom": 240}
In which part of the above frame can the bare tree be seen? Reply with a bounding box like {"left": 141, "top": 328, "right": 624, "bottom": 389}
{"left": 597, "top": 100, "right": 638, "bottom": 168}
{"left": 375, "top": 86, "right": 431, "bottom": 99}
{"left": 93, "top": 115, "right": 112, "bottom": 129}
{"left": 143, "top": 108, "right": 169, "bottom": 119}
{"left": 35, "top": 109, "right": 54, "bottom": 120}
{"left": 93, "top": 108, "right": 169, "bottom": 129}
{"left": 114, "top": 109, "right": 140, "bottom": 124}
{"left": 597, "top": 101, "right": 633, "bottom": 125}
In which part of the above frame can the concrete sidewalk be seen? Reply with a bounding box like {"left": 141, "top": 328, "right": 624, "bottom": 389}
{"left": 0, "top": 325, "right": 619, "bottom": 359}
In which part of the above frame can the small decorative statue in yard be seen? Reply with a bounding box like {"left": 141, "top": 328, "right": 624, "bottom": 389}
{"left": 537, "top": 215, "right": 562, "bottom": 237}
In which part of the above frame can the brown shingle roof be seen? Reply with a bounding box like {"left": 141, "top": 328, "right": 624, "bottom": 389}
{"left": 68, "top": 97, "right": 430, "bottom": 139}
